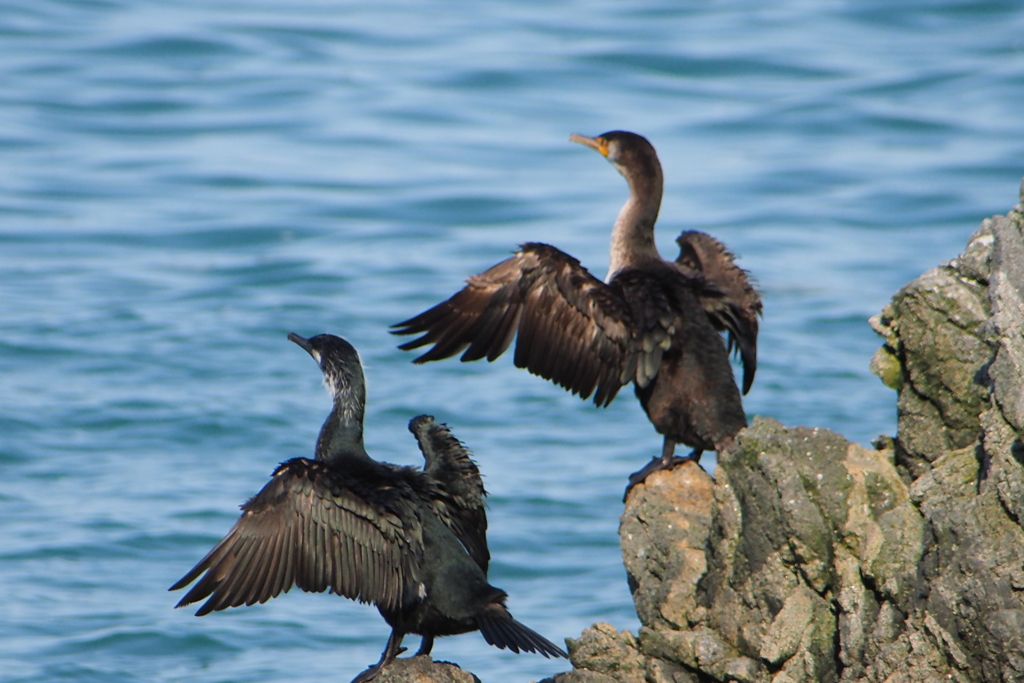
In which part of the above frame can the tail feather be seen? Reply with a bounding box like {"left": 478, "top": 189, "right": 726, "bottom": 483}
{"left": 480, "top": 614, "right": 513, "bottom": 651}
{"left": 477, "top": 609, "right": 567, "bottom": 659}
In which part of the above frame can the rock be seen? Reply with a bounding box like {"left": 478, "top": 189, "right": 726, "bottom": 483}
{"left": 564, "top": 622, "right": 648, "bottom": 683}
{"left": 619, "top": 463, "right": 714, "bottom": 630}
{"left": 986, "top": 212, "right": 1024, "bottom": 433}
{"left": 544, "top": 185, "right": 1024, "bottom": 683}
{"left": 539, "top": 671, "right": 620, "bottom": 683}
{"left": 374, "top": 655, "right": 480, "bottom": 683}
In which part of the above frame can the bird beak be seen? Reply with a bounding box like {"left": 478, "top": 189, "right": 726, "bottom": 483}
{"left": 288, "top": 332, "right": 312, "bottom": 352}
{"left": 288, "top": 332, "right": 322, "bottom": 365}
{"left": 569, "top": 133, "right": 609, "bottom": 157}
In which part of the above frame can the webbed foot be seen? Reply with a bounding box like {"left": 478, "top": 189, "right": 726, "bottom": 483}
{"left": 351, "top": 631, "right": 406, "bottom": 683}
{"left": 623, "top": 448, "right": 702, "bottom": 502}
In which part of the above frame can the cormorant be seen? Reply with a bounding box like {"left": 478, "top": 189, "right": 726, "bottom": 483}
{"left": 391, "top": 131, "right": 761, "bottom": 496}
{"left": 170, "top": 333, "right": 566, "bottom": 682}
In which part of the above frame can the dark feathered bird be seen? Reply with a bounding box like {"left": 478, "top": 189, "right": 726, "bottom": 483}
{"left": 170, "top": 333, "right": 566, "bottom": 682}
{"left": 391, "top": 131, "right": 761, "bottom": 496}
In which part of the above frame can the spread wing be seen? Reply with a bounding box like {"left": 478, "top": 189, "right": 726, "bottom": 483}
{"left": 391, "top": 243, "right": 642, "bottom": 407}
{"left": 675, "top": 231, "right": 761, "bottom": 394}
{"left": 409, "top": 414, "right": 489, "bottom": 573}
{"left": 170, "top": 458, "right": 420, "bottom": 616}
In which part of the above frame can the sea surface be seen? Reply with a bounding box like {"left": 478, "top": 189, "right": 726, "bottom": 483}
{"left": 2, "top": 1, "right": 1023, "bottom": 681}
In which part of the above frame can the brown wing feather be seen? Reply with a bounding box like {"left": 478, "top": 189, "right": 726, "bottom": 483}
{"left": 408, "top": 415, "right": 489, "bottom": 573}
{"left": 606, "top": 266, "right": 716, "bottom": 391}
{"left": 675, "top": 231, "right": 762, "bottom": 394}
{"left": 392, "top": 243, "right": 636, "bottom": 406}
{"left": 170, "top": 458, "right": 419, "bottom": 616}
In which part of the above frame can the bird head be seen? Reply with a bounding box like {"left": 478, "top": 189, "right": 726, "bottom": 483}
{"left": 570, "top": 130, "right": 663, "bottom": 192}
{"left": 288, "top": 332, "right": 365, "bottom": 406}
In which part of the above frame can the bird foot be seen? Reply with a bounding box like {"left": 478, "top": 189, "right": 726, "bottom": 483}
{"left": 623, "top": 450, "right": 701, "bottom": 502}
{"left": 350, "top": 647, "right": 408, "bottom": 683}
{"left": 350, "top": 664, "right": 384, "bottom": 683}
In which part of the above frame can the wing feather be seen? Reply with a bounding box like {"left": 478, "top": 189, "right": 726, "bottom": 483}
{"left": 675, "top": 230, "right": 761, "bottom": 394}
{"left": 486, "top": 305, "right": 522, "bottom": 361}
{"left": 267, "top": 523, "right": 289, "bottom": 600}
{"left": 225, "top": 536, "right": 269, "bottom": 610}
{"left": 244, "top": 534, "right": 275, "bottom": 606}
{"left": 340, "top": 532, "right": 353, "bottom": 597}
{"left": 460, "top": 289, "right": 514, "bottom": 361}
{"left": 392, "top": 244, "right": 635, "bottom": 406}
{"left": 314, "top": 508, "right": 329, "bottom": 594}
{"left": 608, "top": 268, "right": 684, "bottom": 390}
{"left": 409, "top": 415, "right": 489, "bottom": 572}
{"left": 171, "top": 458, "right": 418, "bottom": 616}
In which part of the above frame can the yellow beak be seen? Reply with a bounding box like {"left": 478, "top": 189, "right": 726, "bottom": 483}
{"left": 569, "top": 133, "right": 609, "bottom": 157}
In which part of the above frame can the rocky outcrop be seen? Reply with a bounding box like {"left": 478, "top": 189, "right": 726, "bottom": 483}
{"left": 380, "top": 187, "right": 1024, "bottom": 682}
{"left": 541, "top": 187, "right": 1024, "bottom": 683}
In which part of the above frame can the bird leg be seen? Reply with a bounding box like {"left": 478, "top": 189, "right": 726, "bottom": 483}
{"left": 415, "top": 634, "right": 434, "bottom": 656}
{"left": 351, "top": 630, "right": 407, "bottom": 683}
{"left": 623, "top": 439, "right": 703, "bottom": 501}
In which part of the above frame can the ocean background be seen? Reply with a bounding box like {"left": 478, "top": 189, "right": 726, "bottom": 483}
{"left": 2, "top": 1, "right": 1023, "bottom": 681}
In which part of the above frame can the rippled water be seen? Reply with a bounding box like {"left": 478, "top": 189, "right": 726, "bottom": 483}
{"left": 3, "top": 1, "right": 1024, "bottom": 681}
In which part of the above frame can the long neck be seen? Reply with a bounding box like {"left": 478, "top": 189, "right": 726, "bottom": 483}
{"left": 607, "top": 164, "right": 663, "bottom": 279}
{"left": 315, "top": 372, "right": 370, "bottom": 463}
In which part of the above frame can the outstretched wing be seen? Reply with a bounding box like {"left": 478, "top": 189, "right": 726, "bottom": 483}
{"left": 675, "top": 231, "right": 761, "bottom": 394}
{"left": 170, "top": 458, "right": 420, "bottom": 616}
{"left": 391, "top": 243, "right": 640, "bottom": 407}
{"left": 409, "top": 414, "right": 489, "bottom": 573}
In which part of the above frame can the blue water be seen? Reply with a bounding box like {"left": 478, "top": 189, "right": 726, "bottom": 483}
{"left": 3, "top": 1, "right": 1024, "bottom": 681}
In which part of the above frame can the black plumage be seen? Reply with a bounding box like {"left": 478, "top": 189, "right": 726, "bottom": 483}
{"left": 391, "top": 131, "right": 761, "bottom": 495}
{"left": 170, "top": 333, "right": 566, "bottom": 682}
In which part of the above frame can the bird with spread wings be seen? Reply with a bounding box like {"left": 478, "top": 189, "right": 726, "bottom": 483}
{"left": 393, "top": 131, "right": 761, "bottom": 496}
